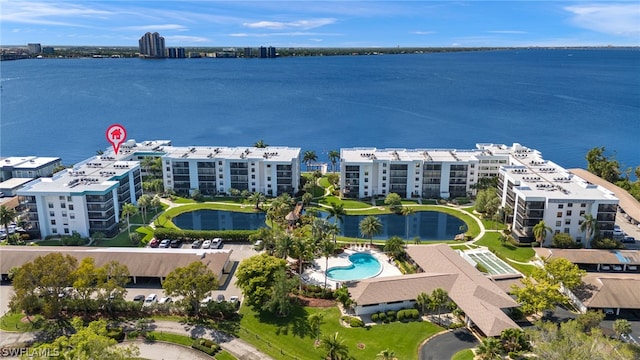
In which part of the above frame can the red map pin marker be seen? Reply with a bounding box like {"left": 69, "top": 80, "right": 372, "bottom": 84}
{"left": 106, "top": 124, "right": 127, "bottom": 155}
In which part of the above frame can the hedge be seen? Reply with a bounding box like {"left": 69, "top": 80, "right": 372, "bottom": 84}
{"left": 154, "top": 228, "right": 257, "bottom": 242}
{"left": 191, "top": 338, "right": 221, "bottom": 356}
{"left": 349, "top": 317, "right": 364, "bottom": 328}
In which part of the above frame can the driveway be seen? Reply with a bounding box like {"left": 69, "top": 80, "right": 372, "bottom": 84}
{"left": 419, "top": 329, "right": 478, "bottom": 360}
{"left": 116, "top": 340, "right": 212, "bottom": 360}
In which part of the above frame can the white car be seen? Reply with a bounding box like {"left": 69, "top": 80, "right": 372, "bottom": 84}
{"left": 143, "top": 294, "right": 158, "bottom": 306}
{"left": 158, "top": 296, "right": 172, "bottom": 304}
{"left": 200, "top": 296, "right": 213, "bottom": 305}
{"left": 212, "top": 238, "right": 223, "bottom": 249}
{"left": 601, "top": 265, "right": 611, "bottom": 271}
{"left": 202, "top": 240, "right": 212, "bottom": 249}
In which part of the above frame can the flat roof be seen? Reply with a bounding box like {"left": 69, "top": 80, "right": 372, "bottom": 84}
{"left": 0, "top": 246, "right": 231, "bottom": 279}
{"left": 0, "top": 177, "right": 36, "bottom": 189}
{"left": 536, "top": 248, "right": 640, "bottom": 265}
{"left": 340, "top": 147, "right": 487, "bottom": 163}
{"left": 0, "top": 156, "right": 60, "bottom": 169}
{"left": 162, "top": 146, "right": 300, "bottom": 162}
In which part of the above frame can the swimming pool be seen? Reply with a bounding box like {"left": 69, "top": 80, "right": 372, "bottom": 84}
{"left": 327, "top": 253, "right": 382, "bottom": 281}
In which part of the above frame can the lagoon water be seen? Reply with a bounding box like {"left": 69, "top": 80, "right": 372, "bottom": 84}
{"left": 1, "top": 49, "right": 638, "bottom": 169}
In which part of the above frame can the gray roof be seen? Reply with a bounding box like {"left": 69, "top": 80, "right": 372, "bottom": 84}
{"left": 0, "top": 246, "right": 231, "bottom": 279}
{"left": 349, "top": 244, "right": 520, "bottom": 337}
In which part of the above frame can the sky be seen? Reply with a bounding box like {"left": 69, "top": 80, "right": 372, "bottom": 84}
{"left": 1, "top": 1, "right": 639, "bottom": 48}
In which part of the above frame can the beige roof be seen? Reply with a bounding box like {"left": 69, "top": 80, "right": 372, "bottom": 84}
{"left": 579, "top": 273, "right": 640, "bottom": 309}
{"left": 0, "top": 246, "right": 230, "bottom": 279}
{"left": 350, "top": 244, "right": 520, "bottom": 337}
{"left": 570, "top": 168, "right": 640, "bottom": 223}
{"left": 535, "top": 248, "right": 640, "bottom": 265}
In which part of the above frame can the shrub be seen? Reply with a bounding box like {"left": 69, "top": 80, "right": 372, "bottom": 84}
{"left": 371, "top": 313, "right": 379, "bottom": 322}
{"left": 106, "top": 328, "right": 125, "bottom": 342}
{"left": 378, "top": 312, "right": 387, "bottom": 322}
{"left": 410, "top": 309, "right": 420, "bottom": 319}
{"left": 397, "top": 311, "right": 405, "bottom": 321}
{"left": 349, "top": 318, "right": 364, "bottom": 328}
{"left": 192, "top": 339, "right": 220, "bottom": 355}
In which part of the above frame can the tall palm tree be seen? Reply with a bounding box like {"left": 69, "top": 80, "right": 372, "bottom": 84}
{"left": 0, "top": 205, "right": 17, "bottom": 237}
{"left": 302, "top": 150, "right": 318, "bottom": 171}
{"left": 429, "top": 288, "right": 449, "bottom": 324}
{"left": 359, "top": 215, "right": 382, "bottom": 245}
{"left": 248, "top": 192, "right": 266, "bottom": 210}
{"left": 120, "top": 203, "right": 138, "bottom": 237}
{"left": 328, "top": 150, "right": 340, "bottom": 173}
{"left": 275, "top": 232, "right": 294, "bottom": 259}
{"left": 326, "top": 203, "right": 346, "bottom": 242}
{"left": 579, "top": 213, "right": 598, "bottom": 248}
{"left": 416, "top": 292, "right": 430, "bottom": 314}
{"left": 254, "top": 139, "right": 268, "bottom": 148}
{"left": 533, "top": 220, "right": 552, "bottom": 247}
{"left": 291, "top": 235, "right": 312, "bottom": 291}
{"left": 308, "top": 312, "right": 325, "bottom": 341}
{"left": 321, "top": 332, "right": 350, "bottom": 360}
{"left": 137, "top": 194, "right": 152, "bottom": 223}
{"left": 376, "top": 349, "right": 398, "bottom": 360}
{"left": 320, "top": 240, "right": 336, "bottom": 289}
{"left": 383, "top": 236, "right": 405, "bottom": 259}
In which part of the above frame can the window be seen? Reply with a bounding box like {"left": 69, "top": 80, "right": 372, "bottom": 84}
{"left": 219, "top": 174, "right": 223, "bottom": 179}
{"left": 364, "top": 171, "right": 369, "bottom": 176}
{"left": 59, "top": 196, "right": 65, "bottom": 200}
{"left": 415, "top": 177, "right": 419, "bottom": 181}
{"left": 67, "top": 196, "right": 72, "bottom": 202}
{"left": 267, "top": 176, "right": 271, "bottom": 181}
{"left": 251, "top": 175, "right": 255, "bottom": 179}
{"left": 565, "top": 219, "right": 571, "bottom": 225}
{"left": 68, "top": 204, "right": 74, "bottom": 211}
{"left": 51, "top": 220, "right": 56, "bottom": 225}
{"left": 580, "top": 210, "right": 585, "bottom": 216}
{"left": 382, "top": 183, "right": 386, "bottom": 188}
{"left": 556, "top": 221, "right": 561, "bottom": 227}
{"left": 382, "top": 176, "right": 387, "bottom": 181}
{"left": 60, "top": 203, "right": 66, "bottom": 209}
{"left": 218, "top": 161, "right": 222, "bottom": 166}
{"left": 364, "top": 191, "right": 368, "bottom": 196}
{"left": 568, "top": 203, "right": 573, "bottom": 207}
{"left": 558, "top": 204, "right": 564, "bottom": 209}
{"left": 64, "top": 228, "right": 70, "bottom": 234}
{"left": 576, "top": 236, "right": 582, "bottom": 243}
{"left": 70, "top": 214, "right": 75, "bottom": 220}
{"left": 267, "top": 164, "right": 271, "bottom": 168}
{"left": 566, "top": 210, "right": 572, "bottom": 216}
{"left": 557, "top": 212, "right": 562, "bottom": 218}
{"left": 581, "top": 203, "right": 586, "bottom": 208}
{"left": 364, "top": 178, "right": 368, "bottom": 183}
{"left": 166, "top": 167, "right": 170, "bottom": 171}
{"left": 62, "top": 212, "right": 67, "bottom": 218}
{"left": 564, "top": 228, "right": 570, "bottom": 233}
{"left": 382, "top": 170, "right": 387, "bottom": 174}
{"left": 48, "top": 203, "right": 54, "bottom": 209}
{"left": 49, "top": 211, "right": 55, "bottom": 217}
{"left": 364, "top": 186, "right": 368, "bottom": 190}
{"left": 251, "top": 168, "right": 255, "bottom": 173}
{"left": 52, "top": 228, "right": 58, "bottom": 234}
{"left": 383, "top": 163, "right": 387, "bottom": 167}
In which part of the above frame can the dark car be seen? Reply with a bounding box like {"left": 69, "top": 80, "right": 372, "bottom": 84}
{"left": 622, "top": 236, "right": 636, "bottom": 243}
{"left": 149, "top": 238, "right": 159, "bottom": 248}
{"left": 170, "top": 239, "right": 183, "bottom": 248}
{"left": 191, "top": 240, "right": 202, "bottom": 249}
{"left": 216, "top": 294, "right": 225, "bottom": 303}
{"left": 133, "top": 295, "right": 145, "bottom": 302}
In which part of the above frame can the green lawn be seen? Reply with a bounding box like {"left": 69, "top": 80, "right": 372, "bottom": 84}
{"left": 215, "top": 351, "right": 238, "bottom": 360}
{"left": 475, "top": 232, "right": 535, "bottom": 263}
{"left": 451, "top": 348, "right": 475, "bottom": 360}
{"left": 0, "top": 312, "right": 43, "bottom": 332}
{"left": 239, "top": 305, "right": 442, "bottom": 360}
{"left": 147, "top": 331, "right": 194, "bottom": 346}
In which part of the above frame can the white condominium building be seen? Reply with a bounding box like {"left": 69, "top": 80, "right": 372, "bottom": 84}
{"left": 0, "top": 156, "right": 61, "bottom": 182}
{"left": 159, "top": 146, "right": 301, "bottom": 196}
{"left": 497, "top": 145, "right": 618, "bottom": 245}
{"left": 17, "top": 157, "right": 142, "bottom": 238}
{"left": 339, "top": 146, "right": 508, "bottom": 199}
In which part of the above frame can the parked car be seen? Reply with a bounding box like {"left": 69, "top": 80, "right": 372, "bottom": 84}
{"left": 628, "top": 265, "right": 638, "bottom": 271}
{"left": 202, "top": 240, "right": 212, "bottom": 249}
{"left": 133, "top": 295, "right": 145, "bottom": 302}
{"left": 613, "top": 265, "right": 623, "bottom": 271}
{"left": 622, "top": 236, "right": 636, "bottom": 243}
{"left": 601, "top": 265, "right": 611, "bottom": 271}
{"left": 604, "top": 308, "right": 615, "bottom": 316}
{"left": 228, "top": 295, "right": 240, "bottom": 309}
{"left": 212, "top": 238, "right": 224, "bottom": 249}
{"left": 149, "top": 238, "right": 159, "bottom": 248}
{"left": 144, "top": 294, "right": 158, "bottom": 306}
{"left": 159, "top": 239, "right": 171, "bottom": 248}
{"left": 216, "top": 294, "right": 225, "bottom": 303}
{"left": 158, "top": 296, "right": 172, "bottom": 304}
{"left": 192, "top": 240, "right": 202, "bottom": 249}
{"left": 200, "top": 296, "right": 213, "bottom": 305}
{"left": 170, "top": 239, "right": 183, "bottom": 248}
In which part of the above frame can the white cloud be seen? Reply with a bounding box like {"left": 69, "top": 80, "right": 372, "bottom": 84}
{"left": 118, "top": 24, "right": 188, "bottom": 32}
{"left": 411, "top": 31, "right": 436, "bottom": 35}
{"left": 0, "top": 1, "right": 113, "bottom": 26}
{"left": 565, "top": 3, "right": 640, "bottom": 37}
{"left": 243, "top": 18, "right": 336, "bottom": 30}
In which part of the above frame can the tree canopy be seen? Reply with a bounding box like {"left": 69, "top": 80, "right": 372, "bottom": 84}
{"left": 534, "top": 257, "right": 586, "bottom": 291}
{"left": 162, "top": 261, "right": 219, "bottom": 317}
{"left": 235, "top": 253, "right": 288, "bottom": 311}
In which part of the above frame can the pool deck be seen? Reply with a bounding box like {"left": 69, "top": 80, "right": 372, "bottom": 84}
{"left": 302, "top": 245, "right": 403, "bottom": 289}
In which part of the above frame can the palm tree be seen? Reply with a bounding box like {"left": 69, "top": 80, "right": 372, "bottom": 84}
{"left": 328, "top": 150, "right": 340, "bottom": 172}
{"left": 274, "top": 232, "right": 294, "bottom": 259}
{"left": 533, "top": 220, "right": 552, "bottom": 247}
{"left": 248, "top": 192, "right": 266, "bottom": 210}
{"left": 291, "top": 235, "right": 312, "bottom": 291}
{"left": 308, "top": 312, "right": 325, "bottom": 341}
{"left": 0, "top": 205, "right": 17, "bottom": 237}
{"left": 416, "top": 292, "right": 430, "bottom": 314}
{"left": 500, "top": 328, "right": 530, "bottom": 354}
{"left": 376, "top": 349, "right": 398, "bottom": 360}
{"left": 359, "top": 215, "right": 382, "bottom": 245}
{"left": 383, "top": 236, "right": 405, "bottom": 259}
{"left": 321, "top": 332, "right": 350, "bottom": 360}
{"left": 579, "top": 213, "right": 597, "bottom": 248}
{"left": 326, "top": 203, "right": 346, "bottom": 242}
{"left": 320, "top": 240, "right": 336, "bottom": 289}
{"left": 302, "top": 150, "right": 318, "bottom": 171}
{"left": 476, "top": 337, "right": 503, "bottom": 360}
{"left": 137, "top": 194, "right": 152, "bottom": 223}
{"left": 613, "top": 318, "right": 632, "bottom": 339}
{"left": 254, "top": 139, "right": 268, "bottom": 148}
{"left": 429, "top": 288, "right": 449, "bottom": 324}
{"left": 120, "top": 203, "right": 138, "bottom": 237}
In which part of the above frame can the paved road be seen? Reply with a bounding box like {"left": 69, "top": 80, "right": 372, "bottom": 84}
{"left": 419, "top": 329, "right": 478, "bottom": 360}
{"left": 116, "top": 340, "right": 212, "bottom": 360}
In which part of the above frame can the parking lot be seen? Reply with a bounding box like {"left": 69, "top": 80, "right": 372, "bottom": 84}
{"left": 0, "top": 242, "right": 260, "bottom": 316}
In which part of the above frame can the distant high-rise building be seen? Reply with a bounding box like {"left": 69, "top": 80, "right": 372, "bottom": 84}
{"left": 138, "top": 32, "right": 166, "bottom": 58}
{"left": 267, "top": 46, "right": 277, "bottom": 58}
{"left": 166, "top": 47, "right": 186, "bottom": 58}
{"left": 258, "top": 46, "right": 277, "bottom": 58}
{"left": 27, "top": 43, "right": 42, "bottom": 54}
{"left": 258, "top": 46, "right": 267, "bottom": 58}
{"left": 243, "top": 47, "right": 253, "bottom": 58}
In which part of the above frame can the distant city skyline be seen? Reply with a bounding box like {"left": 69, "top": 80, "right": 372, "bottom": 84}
{"left": 1, "top": 1, "right": 639, "bottom": 48}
